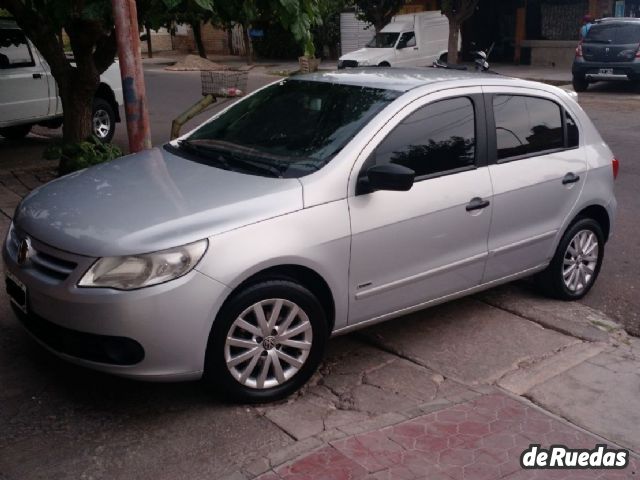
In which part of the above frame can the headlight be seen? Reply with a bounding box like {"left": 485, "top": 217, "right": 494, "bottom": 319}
{"left": 78, "top": 239, "right": 208, "bottom": 290}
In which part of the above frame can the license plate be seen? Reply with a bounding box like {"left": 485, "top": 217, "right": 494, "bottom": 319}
{"left": 6, "top": 271, "right": 27, "bottom": 314}
{"left": 599, "top": 68, "right": 613, "bottom": 75}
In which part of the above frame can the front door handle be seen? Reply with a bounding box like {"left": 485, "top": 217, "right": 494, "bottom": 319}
{"left": 562, "top": 172, "right": 581, "bottom": 185}
{"left": 466, "top": 197, "right": 491, "bottom": 212}
{"left": 32, "top": 73, "right": 42, "bottom": 79}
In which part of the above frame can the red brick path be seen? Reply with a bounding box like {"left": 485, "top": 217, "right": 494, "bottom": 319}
{"left": 256, "top": 394, "right": 638, "bottom": 479}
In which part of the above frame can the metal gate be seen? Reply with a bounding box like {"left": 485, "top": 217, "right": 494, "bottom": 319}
{"left": 339, "top": 12, "right": 375, "bottom": 56}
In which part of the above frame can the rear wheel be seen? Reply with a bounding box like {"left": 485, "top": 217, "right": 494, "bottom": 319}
{"left": 572, "top": 75, "right": 589, "bottom": 92}
{"left": 204, "top": 279, "right": 328, "bottom": 402}
{"left": 378, "top": 61, "right": 391, "bottom": 67}
{"left": 536, "top": 217, "right": 604, "bottom": 300}
{"left": 0, "top": 123, "right": 32, "bottom": 140}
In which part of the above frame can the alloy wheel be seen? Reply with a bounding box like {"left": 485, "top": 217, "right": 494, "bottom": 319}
{"left": 93, "top": 109, "right": 111, "bottom": 139}
{"left": 224, "top": 298, "right": 313, "bottom": 390}
{"left": 562, "top": 229, "right": 599, "bottom": 294}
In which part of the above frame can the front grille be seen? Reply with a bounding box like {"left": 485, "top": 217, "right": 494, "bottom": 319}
{"left": 6, "top": 226, "right": 78, "bottom": 282}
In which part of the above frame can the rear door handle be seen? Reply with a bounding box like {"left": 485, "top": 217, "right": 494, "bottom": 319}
{"left": 466, "top": 197, "right": 490, "bottom": 212}
{"left": 562, "top": 172, "right": 581, "bottom": 185}
{"left": 32, "top": 73, "right": 42, "bottom": 79}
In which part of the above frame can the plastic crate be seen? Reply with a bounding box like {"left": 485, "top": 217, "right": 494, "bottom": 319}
{"left": 200, "top": 70, "right": 248, "bottom": 98}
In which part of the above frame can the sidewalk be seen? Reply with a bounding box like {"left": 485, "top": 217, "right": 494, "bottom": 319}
{"left": 255, "top": 393, "right": 638, "bottom": 480}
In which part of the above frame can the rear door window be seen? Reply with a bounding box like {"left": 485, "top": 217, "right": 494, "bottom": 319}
{"left": 493, "top": 95, "right": 564, "bottom": 160}
{"left": 0, "top": 29, "right": 35, "bottom": 69}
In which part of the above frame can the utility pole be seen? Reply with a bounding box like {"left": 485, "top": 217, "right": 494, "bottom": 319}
{"left": 111, "top": 0, "right": 152, "bottom": 152}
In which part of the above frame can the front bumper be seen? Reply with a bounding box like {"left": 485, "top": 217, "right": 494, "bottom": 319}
{"left": 3, "top": 233, "right": 230, "bottom": 381}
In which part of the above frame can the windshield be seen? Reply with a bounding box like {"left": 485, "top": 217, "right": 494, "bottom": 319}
{"left": 366, "top": 32, "right": 400, "bottom": 48}
{"left": 585, "top": 23, "right": 640, "bottom": 44}
{"left": 183, "top": 80, "right": 400, "bottom": 178}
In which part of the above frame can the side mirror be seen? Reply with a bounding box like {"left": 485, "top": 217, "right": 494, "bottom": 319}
{"left": 366, "top": 164, "right": 415, "bottom": 192}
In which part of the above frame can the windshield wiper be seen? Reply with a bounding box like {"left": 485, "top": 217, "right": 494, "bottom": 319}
{"left": 184, "top": 139, "right": 291, "bottom": 178}
{"left": 177, "top": 140, "right": 231, "bottom": 170}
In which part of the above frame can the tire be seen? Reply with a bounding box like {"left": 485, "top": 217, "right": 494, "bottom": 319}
{"left": 92, "top": 97, "right": 116, "bottom": 143}
{"left": 536, "top": 217, "right": 605, "bottom": 300}
{"left": 204, "top": 279, "right": 328, "bottom": 402}
{"left": 0, "top": 123, "right": 32, "bottom": 140}
{"left": 378, "top": 62, "right": 391, "bottom": 67}
{"left": 572, "top": 75, "right": 589, "bottom": 92}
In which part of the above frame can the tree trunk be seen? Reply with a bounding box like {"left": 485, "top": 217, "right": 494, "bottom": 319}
{"left": 145, "top": 24, "right": 153, "bottom": 59}
{"left": 191, "top": 21, "right": 206, "bottom": 59}
{"left": 243, "top": 24, "right": 253, "bottom": 65}
{"left": 447, "top": 18, "right": 460, "bottom": 64}
{"left": 57, "top": 82, "right": 95, "bottom": 172}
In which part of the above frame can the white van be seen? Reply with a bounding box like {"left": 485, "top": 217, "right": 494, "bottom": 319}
{"left": 338, "top": 11, "right": 450, "bottom": 69}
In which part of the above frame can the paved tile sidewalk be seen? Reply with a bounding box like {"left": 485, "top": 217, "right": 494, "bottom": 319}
{"left": 256, "top": 393, "right": 638, "bottom": 480}
{"left": 0, "top": 167, "right": 55, "bottom": 218}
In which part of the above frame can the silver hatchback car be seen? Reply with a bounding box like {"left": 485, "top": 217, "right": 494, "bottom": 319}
{"left": 4, "top": 69, "right": 618, "bottom": 402}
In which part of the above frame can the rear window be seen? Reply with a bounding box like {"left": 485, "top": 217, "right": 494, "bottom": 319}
{"left": 585, "top": 23, "right": 640, "bottom": 44}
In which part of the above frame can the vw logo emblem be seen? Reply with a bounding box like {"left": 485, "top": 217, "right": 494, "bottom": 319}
{"left": 605, "top": 47, "right": 610, "bottom": 54}
{"left": 17, "top": 237, "right": 31, "bottom": 266}
{"left": 262, "top": 336, "right": 276, "bottom": 350}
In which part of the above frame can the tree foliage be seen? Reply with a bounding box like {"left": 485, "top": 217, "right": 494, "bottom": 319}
{"left": 354, "top": 0, "right": 404, "bottom": 33}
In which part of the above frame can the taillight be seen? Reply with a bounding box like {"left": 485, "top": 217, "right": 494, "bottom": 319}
{"left": 612, "top": 158, "right": 620, "bottom": 179}
{"left": 636, "top": 44, "right": 640, "bottom": 58}
{"left": 576, "top": 42, "right": 583, "bottom": 58}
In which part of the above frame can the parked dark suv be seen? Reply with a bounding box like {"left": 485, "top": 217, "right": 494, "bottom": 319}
{"left": 572, "top": 18, "right": 640, "bottom": 91}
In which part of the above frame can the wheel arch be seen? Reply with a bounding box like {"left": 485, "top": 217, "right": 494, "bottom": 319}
{"left": 95, "top": 83, "right": 121, "bottom": 122}
{"left": 220, "top": 264, "right": 336, "bottom": 335}
{"left": 575, "top": 204, "right": 611, "bottom": 241}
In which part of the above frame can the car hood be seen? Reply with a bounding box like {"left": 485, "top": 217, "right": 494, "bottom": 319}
{"left": 14, "top": 147, "right": 303, "bottom": 257}
{"left": 340, "top": 48, "right": 392, "bottom": 64}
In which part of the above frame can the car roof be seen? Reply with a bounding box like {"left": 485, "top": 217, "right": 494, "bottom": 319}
{"left": 594, "top": 17, "right": 640, "bottom": 24}
{"left": 293, "top": 68, "right": 521, "bottom": 92}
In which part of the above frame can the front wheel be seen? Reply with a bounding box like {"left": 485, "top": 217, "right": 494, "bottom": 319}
{"left": 92, "top": 97, "right": 116, "bottom": 142}
{"left": 572, "top": 75, "right": 589, "bottom": 92}
{"left": 536, "top": 218, "right": 604, "bottom": 300}
{"left": 0, "top": 123, "right": 32, "bottom": 140}
{"left": 204, "top": 280, "right": 328, "bottom": 402}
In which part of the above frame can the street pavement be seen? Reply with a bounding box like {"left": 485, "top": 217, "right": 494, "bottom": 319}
{"left": 0, "top": 59, "right": 640, "bottom": 479}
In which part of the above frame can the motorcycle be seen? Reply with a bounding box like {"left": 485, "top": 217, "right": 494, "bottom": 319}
{"left": 432, "top": 42, "right": 494, "bottom": 72}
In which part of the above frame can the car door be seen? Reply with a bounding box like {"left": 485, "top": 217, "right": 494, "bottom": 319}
{"left": 347, "top": 90, "right": 493, "bottom": 325}
{"left": 0, "top": 28, "right": 50, "bottom": 125}
{"left": 482, "top": 87, "right": 588, "bottom": 282}
{"left": 394, "top": 31, "right": 419, "bottom": 66}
